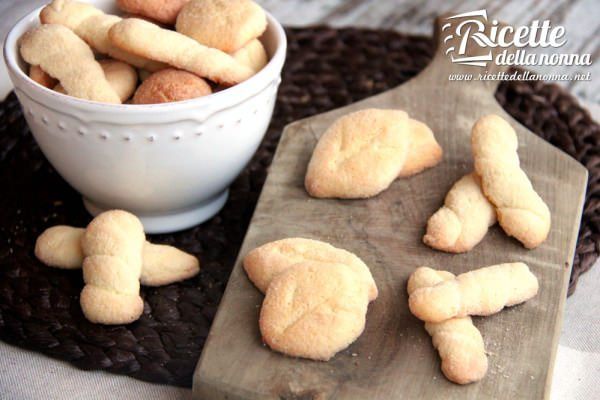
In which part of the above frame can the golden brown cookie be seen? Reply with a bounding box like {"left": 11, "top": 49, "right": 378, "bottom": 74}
{"left": 132, "top": 68, "right": 212, "bottom": 104}
{"left": 259, "top": 261, "right": 369, "bottom": 361}
{"left": 243, "top": 237, "right": 378, "bottom": 301}
{"left": 176, "top": 0, "right": 267, "bottom": 53}
{"left": 116, "top": 0, "right": 190, "bottom": 25}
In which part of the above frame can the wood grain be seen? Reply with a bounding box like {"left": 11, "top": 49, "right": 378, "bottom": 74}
{"left": 193, "top": 15, "right": 588, "bottom": 400}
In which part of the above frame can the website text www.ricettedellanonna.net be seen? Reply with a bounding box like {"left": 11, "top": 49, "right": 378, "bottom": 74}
{"left": 448, "top": 70, "right": 592, "bottom": 82}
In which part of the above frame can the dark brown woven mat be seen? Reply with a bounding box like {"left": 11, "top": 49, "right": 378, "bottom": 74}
{"left": 0, "top": 27, "right": 598, "bottom": 388}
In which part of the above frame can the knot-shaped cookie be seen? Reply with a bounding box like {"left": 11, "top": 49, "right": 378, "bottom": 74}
{"left": 423, "top": 173, "right": 497, "bottom": 253}
{"left": 408, "top": 262, "right": 539, "bottom": 323}
{"left": 407, "top": 267, "right": 488, "bottom": 384}
{"left": 80, "top": 210, "right": 145, "bottom": 324}
{"left": 472, "top": 115, "right": 551, "bottom": 249}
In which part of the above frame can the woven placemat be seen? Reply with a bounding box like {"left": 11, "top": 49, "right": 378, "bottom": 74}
{"left": 0, "top": 27, "right": 598, "bottom": 388}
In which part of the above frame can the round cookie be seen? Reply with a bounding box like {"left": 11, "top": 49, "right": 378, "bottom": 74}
{"left": 132, "top": 68, "right": 212, "bottom": 104}
{"left": 259, "top": 261, "right": 369, "bottom": 361}
{"left": 243, "top": 237, "right": 378, "bottom": 301}
{"left": 116, "top": 0, "right": 190, "bottom": 25}
{"left": 176, "top": 0, "right": 267, "bottom": 53}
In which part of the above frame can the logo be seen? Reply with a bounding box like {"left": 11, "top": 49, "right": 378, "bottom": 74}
{"left": 442, "top": 10, "right": 592, "bottom": 68}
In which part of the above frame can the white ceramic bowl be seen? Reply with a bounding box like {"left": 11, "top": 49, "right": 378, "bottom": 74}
{"left": 3, "top": 0, "right": 286, "bottom": 233}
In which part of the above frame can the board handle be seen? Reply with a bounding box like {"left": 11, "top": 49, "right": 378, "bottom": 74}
{"left": 417, "top": 12, "right": 517, "bottom": 94}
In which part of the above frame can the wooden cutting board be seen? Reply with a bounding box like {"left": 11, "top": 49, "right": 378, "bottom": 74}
{"left": 193, "top": 14, "right": 588, "bottom": 400}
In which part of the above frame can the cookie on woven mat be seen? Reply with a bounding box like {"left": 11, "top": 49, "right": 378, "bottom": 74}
{"left": 54, "top": 59, "right": 138, "bottom": 103}
{"left": 176, "top": 0, "right": 267, "bottom": 53}
{"left": 259, "top": 261, "right": 369, "bottom": 361}
{"left": 132, "top": 68, "right": 212, "bottom": 104}
{"left": 116, "top": 0, "right": 190, "bottom": 25}
{"left": 20, "top": 24, "right": 120, "bottom": 103}
{"left": 109, "top": 18, "right": 255, "bottom": 85}
{"left": 35, "top": 225, "right": 200, "bottom": 286}
{"left": 80, "top": 210, "right": 145, "bottom": 324}
{"left": 305, "top": 109, "right": 442, "bottom": 199}
{"left": 243, "top": 237, "right": 378, "bottom": 300}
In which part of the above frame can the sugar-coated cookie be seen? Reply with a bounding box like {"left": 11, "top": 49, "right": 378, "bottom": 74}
{"left": 259, "top": 261, "right": 369, "bottom": 361}
{"left": 471, "top": 114, "right": 551, "bottom": 249}
{"left": 399, "top": 119, "right": 443, "bottom": 177}
{"left": 305, "top": 108, "right": 410, "bottom": 198}
{"left": 116, "top": 0, "right": 190, "bottom": 25}
{"left": 408, "top": 267, "right": 488, "bottom": 385}
{"left": 40, "top": 0, "right": 165, "bottom": 71}
{"left": 35, "top": 226, "right": 85, "bottom": 269}
{"left": 53, "top": 60, "right": 137, "bottom": 102}
{"left": 98, "top": 59, "right": 138, "bottom": 102}
{"left": 20, "top": 24, "right": 120, "bottom": 103}
{"left": 35, "top": 224, "right": 200, "bottom": 286}
{"left": 243, "top": 237, "right": 378, "bottom": 301}
{"left": 29, "top": 65, "right": 58, "bottom": 88}
{"left": 176, "top": 0, "right": 267, "bottom": 53}
{"left": 423, "top": 173, "right": 497, "bottom": 253}
{"left": 140, "top": 242, "right": 200, "bottom": 286}
{"left": 132, "top": 68, "right": 212, "bottom": 104}
{"left": 408, "top": 262, "right": 539, "bottom": 323}
{"left": 80, "top": 210, "right": 145, "bottom": 324}
{"left": 109, "top": 18, "right": 255, "bottom": 85}
{"left": 232, "top": 39, "right": 268, "bottom": 73}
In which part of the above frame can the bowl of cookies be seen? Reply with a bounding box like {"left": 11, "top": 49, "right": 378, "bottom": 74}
{"left": 3, "top": 0, "right": 286, "bottom": 233}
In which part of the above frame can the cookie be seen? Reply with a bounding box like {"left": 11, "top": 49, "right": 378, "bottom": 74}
{"left": 80, "top": 210, "right": 145, "bottom": 324}
{"left": 140, "top": 242, "right": 200, "bottom": 286}
{"left": 176, "top": 0, "right": 267, "bottom": 53}
{"left": 423, "top": 173, "right": 497, "bottom": 253}
{"left": 40, "top": 0, "right": 166, "bottom": 71}
{"left": 232, "top": 39, "right": 268, "bottom": 73}
{"left": 305, "top": 108, "right": 410, "bottom": 198}
{"left": 132, "top": 68, "right": 212, "bottom": 104}
{"left": 20, "top": 24, "right": 120, "bottom": 103}
{"left": 29, "top": 65, "right": 58, "bottom": 88}
{"left": 471, "top": 114, "right": 551, "bottom": 249}
{"left": 116, "top": 0, "right": 190, "bottom": 25}
{"left": 109, "top": 18, "right": 255, "bottom": 85}
{"left": 35, "top": 226, "right": 85, "bottom": 269}
{"left": 408, "top": 262, "right": 539, "bottom": 323}
{"left": 407, "top": 267, "right": 488, "bottom": 385}
{"left": 259, "top": 261, "right": 369, "bottom": 361}
{"left": 243, "top": 237, "right": 378, "bottom": 301}
{"left": 399, "top": 119, "right": 443, "bottom": 177}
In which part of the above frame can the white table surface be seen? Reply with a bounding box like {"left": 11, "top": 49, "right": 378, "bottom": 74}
{"left": 0, "top": 1, "right": 598, "bottom": 399}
